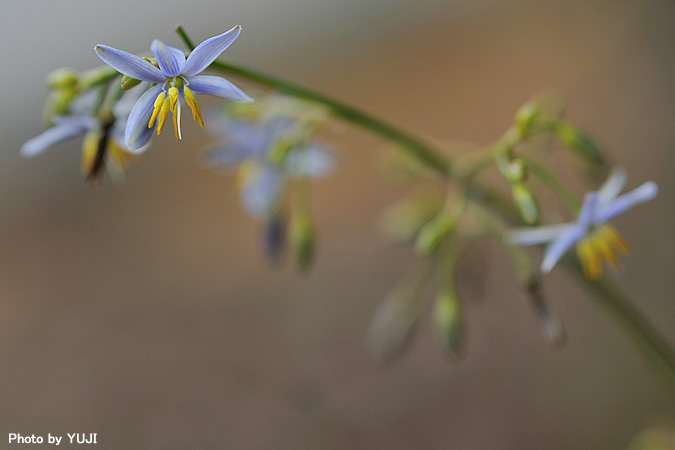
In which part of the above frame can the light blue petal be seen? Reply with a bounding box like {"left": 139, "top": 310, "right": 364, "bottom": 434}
{"left": 94, "top": 45, "right": 165, "bottom": 83}
{"left": 202, "top": 144, "right": 257, "bottom": 167}
{"left": 204, "top": 115, "right": 272, "bottom": 157}
{"left": 597, "top": 167, "right": 627, "bottom": 206}
{"left": 240, "top": 165, "right": 285, "bottom": 217}
{"left": 541, "top": 225, "right": 585, "bottom": 273}
{"left": 285, "top": 146, "right": 336, "bottom": 177}
{"left": 182, "top": 26, "right": 242, "bottom": 76}
{"left": 185, "top": 75, "right": 253, "bottom": 102}
{"left": 52, "top": 115, "right": 99, "bottom": 130}
{"left": 150, "top": 40, "right": 186, "bottom": 77}
{"left": 21, "top": 123, "right": 87, "bottom": 157}
{"left": 578, "top": 192, "right": 600, "bottom": 226}
{"left": 124, "top": 85, "right": 162, "bottom": 152}
{"left": 596, "top": 181, "right": 659, "bottom": 223}
{"left": 506, "top": 223, "right": 576, "bottom": 246}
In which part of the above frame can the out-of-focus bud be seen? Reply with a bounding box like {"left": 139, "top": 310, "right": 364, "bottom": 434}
{"left": 81, "top": 131, "right": 101, "bottom": 176}
{"left": 512, "top": 182, "right": 539, "bottom": 225}
{"left": 263, "top": 214, "right": 286, "bottom": 262}
{"left": 291, "top": 214, "right": 314, "bottom": 271}
{"left": 46, "top": 68, "right": 79, "bottom": 89}
{"left": 504, "top": 158, "right": 528, "bottom": 184}
{"left": 79, "top": 65, "right": 119, "bottom": 91}
{"left": 554, "top": 122, "right": 603, "bottom": 165}
{"left": 433, "top": 288, "right": 466, "bottom": 359}
{"left": 366, "top": 262, "right": 433, "bottom": 363}
{"left": 514, "top": 101, "right": 539, "bottom": 139}
{"left": 378, "top": 194, "right": 444, "bottom": 242}
{"left": 268, "top": 137, "right": 294, "bottom": 166}
{"left": 415, "top": 211, "right": 456, "bottom": 256}
{"left": 121, "top": 75, "right": 142, "bottom": 90}
{"left": 42, "top": 89, "right": 78, "bottom": 125}
{"left": 526, "top": 277, "right": 565, "bottom": 348}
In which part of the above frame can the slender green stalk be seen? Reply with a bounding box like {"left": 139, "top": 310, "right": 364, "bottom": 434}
{"left": 176, "top": 26, "right": 675, "bottom": 390}
{"left": 176, "top": 26, "right": 450, "bottom": 176}
{"left": 520, "top": 156, "right": 581, "bottom": 213}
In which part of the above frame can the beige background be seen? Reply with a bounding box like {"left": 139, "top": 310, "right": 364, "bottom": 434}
{"left": 1, "top": 0, "right": 674, "bottom": 448}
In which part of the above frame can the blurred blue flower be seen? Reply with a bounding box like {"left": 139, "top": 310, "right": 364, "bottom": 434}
{"left": 203, "top": 115, "right": 335, "bottom": 218}
{"left": 21, "top": 90, "right": 144, "bottom": 181}
{"left": 94, "top": 26, "right": 253, "bottom": 150}
{"left": 507, "top": 167, "right": 658, "bottom": 279}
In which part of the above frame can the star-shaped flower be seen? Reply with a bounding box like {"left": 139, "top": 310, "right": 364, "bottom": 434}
{"left": 507, "top": 167, "right": 658, "bottom": 279}
{"left": 94, "top": 26, "right": 253, "bottom": 150}
{"left": 204, "top": 114, "right": 335, "bottom": 218}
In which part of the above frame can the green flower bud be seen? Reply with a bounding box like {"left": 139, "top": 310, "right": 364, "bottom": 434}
{"left": 121, "top": 75, "right": 142, "bottom": 90}
{"left": 554, "top": 122, "right": 603, "bottom": 164}
{"left": 268, "top": 137, "right": 295, "bottom": 166}
{"left": 504, "top": 158, "right": 528, "bottom": 183}
{"left": 512, "top": 183, "right": 539, "bottom": 225}
{"left": 434, "top": 289, "right": 466, "bottom": 359}
{"left": 415, "top": 212, "right": 456, "bottom": 256}
{"left": 291, "top": 214, "right": 314, "bottom": 271}
{"left": 42, "top": 89, "right": 78, "bottom": 125}
{"left": 514, "top": 101, "right": 539, "bottom": 139}
{"left": 79, "top": 65, "right": 119, "bottom": 91}
{"left": 46, "top": 68, "right": 79, "bottom": 89}
{"left": 378, "top": 195, "right": 444, "bottom": 242}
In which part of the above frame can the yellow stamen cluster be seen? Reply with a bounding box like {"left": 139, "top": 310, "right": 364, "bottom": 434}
{"left": 576, "top": 225, "right": 630, "bottom": 279}
{"left": 147, "top": 82, "right": 204, "bottom": 140}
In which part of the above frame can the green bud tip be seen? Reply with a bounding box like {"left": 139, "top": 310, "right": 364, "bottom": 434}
{"left": 415, "top": 212, "right": 456, "bottom": 256}
{"left": 515, "top": 101, "right": 540, "bottom": 139}
{"left": 512, "top": 183, "right": 539, "bottom": 225}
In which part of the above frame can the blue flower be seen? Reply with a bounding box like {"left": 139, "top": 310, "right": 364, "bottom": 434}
{"left": 507, "top": 167, "right": 658, "bottom": 279}
{"left": 204, "top": 115, "right": 335, "bottom": 218}
{"left": 94, "top": 26, "right": 253, "bottom": 150}
{"left": 21, "top": 90, "right": 144, "bottom": 180}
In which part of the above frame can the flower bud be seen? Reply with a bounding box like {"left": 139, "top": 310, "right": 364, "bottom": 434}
{"left": 42, "top": 89, "right": 78, "bottom": 125}
{"left": 121, "top": 75, "right": 142, "bottom": 90}
{"left": 554, "top": 122, "right": 603, "bottom": 164}
{"left": 512, "top": 183, "right": 539, "bottom": 225}
{"left": 433, "top": 289, "right": 466, "bottom": 359}
{"left": 79, "top": 65, "right": 119, "bottom": 90}
{"left": 291, "top": 214, "right": 314, "bottom": 271}
{"left": 46, "top": 68, "right": 79, "bottom": 89}
{"left": 514, "top": 101, "right": 539, "bottom": 139}
{"left": 415, "top": 212, "right": 456, "bottom": 256}
{"left": 504, "top": 158, "right": 528, "bottom": 183}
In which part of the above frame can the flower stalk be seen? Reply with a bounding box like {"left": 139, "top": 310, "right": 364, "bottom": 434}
{"left": 175, "top": 25, "right": 675, "bottom": 389}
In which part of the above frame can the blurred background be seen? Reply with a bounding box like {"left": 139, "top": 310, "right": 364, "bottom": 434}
{"left": 1, "top": 0, "right": 674, "bottom": 448}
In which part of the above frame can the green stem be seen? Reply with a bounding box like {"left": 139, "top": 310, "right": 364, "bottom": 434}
{"left": 176, "top": 25, "right": 450, "bottom": 176}
{"left": 520, "top": 156, "right": 581, "bottom": 213}
{"left": 176, "top": 25, "right": 675, "bottom": 390}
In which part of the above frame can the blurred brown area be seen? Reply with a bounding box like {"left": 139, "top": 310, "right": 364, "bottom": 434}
{"left": 1, "top": 0, "right": 674, "bottom": 448}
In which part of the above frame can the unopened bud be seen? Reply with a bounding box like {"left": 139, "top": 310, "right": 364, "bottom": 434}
{"left": 291, "top": 214, "right": 314, "bottom": 271}
{"left": 512, "top": 183, "right": 539, "bottom": 225}
{"left": 42, "top": 89, "right": 78, "bottom": 125}
{"left": 514, "top": 101, "right": 539, "bottom": 139}
{"left": 554, "top": 122, "right": 603, "bottom": 164}
{"left": 434, "top": 289, "right": 466, "bottom": 359}
{"left": 121, "top": 75, "right": 142, "bottom": 90}
{"left": 415, "top": 212, "right": 456, "bottom": 256}
{"left": 46, "top": 68, "right": 79, "bottom": 89}
{"left": 504, "top": 158, "right": 528, "bottom": 183}
{"left": 79, "top": 65, "right": 119, "bottom": 90}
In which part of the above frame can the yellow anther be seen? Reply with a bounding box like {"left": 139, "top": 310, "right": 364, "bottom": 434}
{"left": 156, "top": 97, "right": 171, "bottom": 135}
{"left": 168, "top": 86, "right": 179, "bottom": 112}
{"left": 148, "top": 91, "right": 166, "bottom": 129}
{"left": 184, "top": 86, "right": 204, "bottom": 128}
{"left": 81, "top": 131, "right": 99, "bottom": 175}
{"left": 576, "top": 225, "right": 630, "bottom": 279}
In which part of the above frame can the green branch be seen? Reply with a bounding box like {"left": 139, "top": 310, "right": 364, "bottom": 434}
{"left": 176, "top": 25, "right": 675, "bottom": 390}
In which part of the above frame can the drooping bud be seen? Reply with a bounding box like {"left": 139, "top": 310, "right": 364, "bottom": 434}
{"left": 512, "top": 183, "right": 539, "bottom": 225}
{"left": 366, "top": 261, "right": 434, "bottom": 363}
{"left": 514, "top": 101, "right": 540, "bottom": 139}
{"left": 433, "top": 288, "right": 466, "bottom": 359}
{"left": 378, "top": 194, "right": 444, "bottom": 242}
{"left": 526, "top": 277, "right": 565, "bottom": 348}
{"left": 553, "top": 122, "right": 603, "bottom": 164}
{"left": 291, "top": 214, "right": 314, "bottom": 271}
{"left": 415, "top": 212, "right": 456, "bottom": 256}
